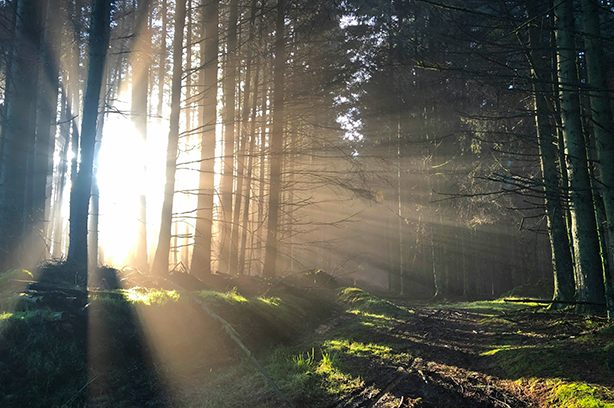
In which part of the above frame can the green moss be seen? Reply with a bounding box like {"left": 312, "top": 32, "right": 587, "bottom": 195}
{"left": 337, "top": 287, "right": 413, "bottom": 319}
{"left": 552, "top": 383, "right": 614, "bottom": 408}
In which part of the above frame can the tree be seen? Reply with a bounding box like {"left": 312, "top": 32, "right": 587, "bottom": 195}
{"left": 580, "top": 0, "right": 614, "bottom": 316}
{"left": 152, "top": 0, "right": 187, "bottom": 276}
{"left": 524, "top": 0, "right": 574, "bottom": 304}
{"left": 190, "top": 0, "right": 219, "bottom": 278}
{"left": 262, "top": 0, "right": 285, "bottom": 279}
{"left": 132, "top": 0, "right": 153, "bottom": 272}
{"left": 0, "top": 0, "right": 42, "bottom": 272}
{"left": 67, "top": 0, "right": 112, "bottom": 279}
{"left": 218, "top": 0, "right": 239, "bottom": 273}
{"left": 554, "top": 0, "right": 605, "bottom": 307}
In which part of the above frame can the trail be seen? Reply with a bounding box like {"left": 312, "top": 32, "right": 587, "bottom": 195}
{"left": 327, "top": 300, "right": 612, "bottom": 408}
{"left": 333, "top": 306, "right": 531, "bottom": 408}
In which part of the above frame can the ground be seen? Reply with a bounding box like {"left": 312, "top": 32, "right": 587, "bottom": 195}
{"left": 1, "top": 268, "right": 613, "bottom": 407}
{"left": 163, "top": 289, "right": 614, "bottom": 408}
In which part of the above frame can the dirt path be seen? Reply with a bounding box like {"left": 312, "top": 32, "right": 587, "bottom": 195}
{"left": 332, "top": 301, "right": 612, "bottom": 408}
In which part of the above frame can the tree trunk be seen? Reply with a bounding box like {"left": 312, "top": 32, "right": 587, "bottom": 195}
{"left": 52, "top": 90, "right": 70, "bottom": 257}
{"left": 32, "top": 0, "right": 60, "bottom": 261}
{"left": 190, "top": 0, "right": 218, "bottom": 278}
{"left": 230, "top": 0, "right": 257, "bottom": 275}
{"left": 580, "top": 0, "right": 614, "bottom": 317}
{"left": 525, "top": 0, "right": 575, "bottom": 304}
{"left": 66, "top": 0, "right": 112, "bottom": 280}
{"left": 219, "top": 0, "right": 239, "bottom": 273}
{"left": 262, "top": 0, "right": 285, "bottom": 279}
{"left": 132, "top": 0, "right": 153, "bottom": 272}
{"left": 157, "top": 0, "right": 167, "bottom": 122}
{"left": 238, "top": 54, "right": 260, "bottom": 276}
{"left": 152, "top": 0, "right": 187, "bottom": 276}
{"left": 182, "top": 0, "right": 193, "bottom": 267}
{"left": 554, "top": 0, "right": 605, "bottom": 307}
{"left": 256, "top": 59, "right": 269, "bottom": 275}
{"left": 88, "top": 84, "right": 107, "bottom": 273}
{"left": 0, "top": 0, "right": 42, "bottom": 271}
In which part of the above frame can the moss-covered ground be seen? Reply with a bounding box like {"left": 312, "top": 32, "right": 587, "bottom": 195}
{"left": 1, "top": 268, "right": 613, "bottom": 407}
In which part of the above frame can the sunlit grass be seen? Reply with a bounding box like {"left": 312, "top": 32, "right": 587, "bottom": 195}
{"left": 197, "top": 288, "right": 248, "bottom": 304}
{"left": 431, "top": 298, "right": 545, "bottom": 315}
{"left": 338, "top": 287, "right": 414, "bottom": 319}
{"left": 519, "top": 379, "right": 614, "bottom": 408}
{"left": 325, "top": 339, "right": 394, "bottom": 360}
{"left": 121, "top": 288, "right": 180, "bottom": 305}
{"left": 257, "top": 296, "right": 282, "bottom": 306}
{"left": 480, "top": 344, "right": 538, "bottom": 356}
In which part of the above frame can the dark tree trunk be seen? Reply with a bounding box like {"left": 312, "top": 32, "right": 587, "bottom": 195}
{"left": 31, "top": 0, "right": 60, "bottom": 262}
{"left": 554, "top": 0, "right": 605, "bottom": 307}
{"left": 0, "top": 0, "right": 42, "bottom": 271}
{"left": 66, "top": 0, "right": 112, "bottom": 280}
{"left": 525, "top": 0, "right": 575, "bottom": 304}
{"left": 580, "top": 0, "right": 614, "bottom": 317}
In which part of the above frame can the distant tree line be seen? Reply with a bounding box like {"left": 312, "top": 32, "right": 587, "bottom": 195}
{"left": 0, "top": 0, "right": 360, "bottom": 283}
{"left": 339, "top": 0, "right": 614, "bottom": 313}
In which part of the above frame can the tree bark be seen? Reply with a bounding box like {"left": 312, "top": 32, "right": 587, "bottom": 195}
{"left": 152, "top": 0, "right": 187, "bottom": 276}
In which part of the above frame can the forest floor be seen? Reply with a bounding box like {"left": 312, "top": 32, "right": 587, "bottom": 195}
{"left": 174, "top": 290, "right": 614, "bottom": 408}
{"left": 1, "top": 266, "right": 614, "bottom": 407}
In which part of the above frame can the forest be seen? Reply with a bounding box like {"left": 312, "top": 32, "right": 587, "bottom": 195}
{"left": 0, "top": 0, "right": 614, "bottom": 406}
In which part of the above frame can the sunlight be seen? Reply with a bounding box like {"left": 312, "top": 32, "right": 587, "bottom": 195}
{"left": 97, "top": 95, "right": 168, "bottom": 267}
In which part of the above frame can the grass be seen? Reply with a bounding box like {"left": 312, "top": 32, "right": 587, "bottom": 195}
{"left": 0, "top": 283, "right": 337, "bottom": 408}
{"left": 520, "top": 379, "right": 614, "bottom": 408}
{"left": 430, "top": 298, "right": 546, "bottom": 315}
{"left": 2, "top": 280, "right": 613, "bottom": 407}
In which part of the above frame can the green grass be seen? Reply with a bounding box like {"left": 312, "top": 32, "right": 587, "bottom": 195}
{"left": 430, "top": 298, "right": 545, "bottom": 315}
{"left": 3, "top": 282, "right": 613, "bottom": 408}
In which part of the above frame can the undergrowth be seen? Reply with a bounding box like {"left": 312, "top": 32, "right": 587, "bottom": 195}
{"left": 0, "top": 282, "right": 334, "bottom": 408}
